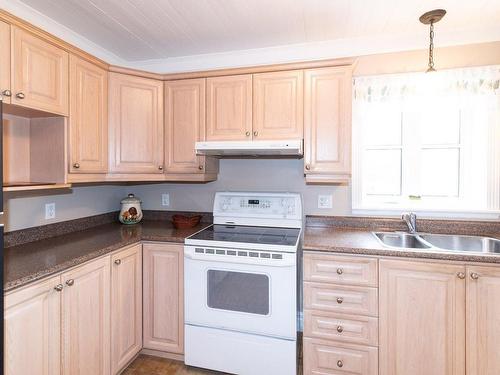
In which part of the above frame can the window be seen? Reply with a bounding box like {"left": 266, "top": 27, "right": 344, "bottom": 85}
{"left": 352, "top": 65, "right": 500, "bottom": 217}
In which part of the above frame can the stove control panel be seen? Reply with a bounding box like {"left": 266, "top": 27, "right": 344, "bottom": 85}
{"left": 214, "top": 192, "right": 302, "bottom": 224}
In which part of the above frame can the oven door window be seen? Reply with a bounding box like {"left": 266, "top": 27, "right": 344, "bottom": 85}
{"left": 207, "top": 270, "right": 270, "bottom": 315}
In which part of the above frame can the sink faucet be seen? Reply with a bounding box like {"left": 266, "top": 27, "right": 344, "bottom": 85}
{"left": 402, "top": 212, "right": 417, "bottom": 233}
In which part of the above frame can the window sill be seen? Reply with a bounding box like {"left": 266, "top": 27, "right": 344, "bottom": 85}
{"left": 352, "top": 208, "right": 500, "bottom": 220}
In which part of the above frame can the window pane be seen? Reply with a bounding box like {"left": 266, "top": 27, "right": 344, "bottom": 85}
{"left": 207, "top": 270, "right": 269, "bottom": 315}
{"left": 420, "top": 100, "right": 460, "bottom": 145}
{"left": 364, "top": 149, "right": 401, "bottom": 195}
{"left": 420, "top": 148, "right": 460, "bottom": 197}
{"left": 363, "top": 103, "right": 402, "bottom": 146}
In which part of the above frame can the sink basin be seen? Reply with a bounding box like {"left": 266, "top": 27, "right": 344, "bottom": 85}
{"left": 419, "top": 234, "right": 500, "bottom": 253}
{"left": 373, "top": 232, "right": 431, "bottom": 249}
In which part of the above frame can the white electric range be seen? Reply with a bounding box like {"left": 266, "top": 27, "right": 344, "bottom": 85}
{"left": 184, "top": 192, "right": 302, "bottom": 375}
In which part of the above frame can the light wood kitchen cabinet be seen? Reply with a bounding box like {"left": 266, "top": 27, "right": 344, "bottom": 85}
{"left": 111, "top": 244, "right": 142, "bottom": 374}
{"left": 253, "top": 70, "right": 303, "bottom": 140}
{"left": 4, "top": 275, "right": 62, "bottom": 375}
{"left": 379, "top": 259, "right": 466, "bottom": 375}
{"left": 69, "top": 55, "right": 108, "bottom": 174}
{"left": 206, "top": 74, "right": 252, "bottom": 141}
{"left": 11, "top": 26, "right": 69, "bottom": 115}
{"left": 61, "top": 256, "right": 111, "bottom": 375}
{"left": 143, "top": 242, "right": 184, "bottom": 354}
{"left": 466, "top": 265, "right": 500, "bottom": 375}
{"left": 164, "top": 78, "right": 217, "bottom": 177}
{"left": 304, "top": 66, "right": 352, "bottom": 184}
{"left": 108, "top": 72, "right": 164, "bottom": 174}
{"left": 0, "top": 20, "right": 11, "bottom": 104}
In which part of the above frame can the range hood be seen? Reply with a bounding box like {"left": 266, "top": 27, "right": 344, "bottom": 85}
{"left": 195, "top": 140, "right": 303, "bottom": 157}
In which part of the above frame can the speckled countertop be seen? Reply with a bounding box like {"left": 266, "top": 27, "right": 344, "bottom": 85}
{"left": 303, "top": 217, "right": 500, "bottom": 264}
{"left": 4, "top": 220, "right": 208, "bottom": 292}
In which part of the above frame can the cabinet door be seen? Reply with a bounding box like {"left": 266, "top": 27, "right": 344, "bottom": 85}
{"left": 4, "top": 276, "right": 62, "bottom": 375}
{"left": 11, "top": 26, "right": 69, "bottom": 115}
{"left": 467, "top": 266, "right": 500, "bottom": 375}
{"left": 110, "top": 244, "right": 142, "bottom": 374}
{"left": 62, "top": 256, "right": 111, "bottom": 375}
{"left": 253, "top": 70, "right": 303, "bottom": 140}
{"left": 143, "top": 242, "right": 184, "bottom": 354}
{"left": 379, "top": 260, "right": 465, "bottom": 375}
{"left": 109, "top": 73, "right": 164, "bottom": 174}
{"left": 69, "top": 55, "right": 108, "bottom": 173}
{"left": 304, "top": 66, "right": 351, "bottom": 177}
{"left": 206, "top": 74, "right": 252, "bottom": 141}
{"left": 0, "top": 20, "right": 11, "bottom": 104}
{"left": 164, "top": 78, "right": 206, "bottom": 174}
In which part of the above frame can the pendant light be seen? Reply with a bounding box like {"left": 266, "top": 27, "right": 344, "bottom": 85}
{"left": 419, "top": 9, "right": 446, "bottom": 72}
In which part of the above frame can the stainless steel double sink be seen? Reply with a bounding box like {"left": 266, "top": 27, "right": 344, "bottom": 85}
{"left": 373, "top": 232, "right": 500, "bottom": 253}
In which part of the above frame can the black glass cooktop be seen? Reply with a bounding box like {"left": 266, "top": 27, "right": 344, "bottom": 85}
{"left": 188, "top": 225, "right": 301, "bottom": 246}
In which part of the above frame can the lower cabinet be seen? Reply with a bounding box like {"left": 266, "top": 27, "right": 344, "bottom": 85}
{"left": 61, "top": 256, "right": 111, "bottom": 375}
{"left": 111, "top": 244, "right": 143, "bottom": 374}
{"left": 143, "top": 242, "right": 184, "bottom": 354}
{"left": 4, "top": 275, "right": 62, "bottom": 375}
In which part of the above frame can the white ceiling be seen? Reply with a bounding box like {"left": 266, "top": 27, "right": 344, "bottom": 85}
{"left": 2, "top": 0, "right": 500, "bottom": 72}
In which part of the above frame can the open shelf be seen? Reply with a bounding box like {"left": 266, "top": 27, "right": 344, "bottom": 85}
{"left": 3, "top": 182, "right": 72, "bottom": 192}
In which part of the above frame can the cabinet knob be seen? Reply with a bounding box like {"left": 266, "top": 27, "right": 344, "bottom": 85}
{"left": 73, "top": 163, "right": 80, "bottom": 169}
{"left": 470, "top": 272, "right": 479, "bottom": 280}
{"left": 457, "top": 272, "right": 465, "bottom": 279}
{"left": 305, "top": 164, "right": 310, "bottom": 170}
{"left": 198, "top": 165, "right": 204, "bottom": 170}
{"left": 337, "top": 360, "right": 344, "bottom": 368}
{"left": 336, "top": 297, "right": 343, "bottom": 304}
{"left": 54, "top": 284, "right": 64, "bottom": 292}
{"left": 253, "top": 131, "right": 258, "bottom": 136}
{"left": 1, "top": 89, "right": 12, "bottom": 97}
{"left": 336, "top": 325, "right": 344, "bottom": 333}
{"left": 114, "top": 259, "right": 121, "bottom": 265}
{"left": 245, "top": 131, "right": 251, "bottom": 137}
{"left": 158, "top": 165, "right": 163, "bottom": 171}
{"left": 15, "top": 92, "right": 25, "bottom": 99}
{"left": 65, "top": 279, "right": 74, "bottom": 286}
{"left": 336, "top": 268, "right": 343, "bottom": 275}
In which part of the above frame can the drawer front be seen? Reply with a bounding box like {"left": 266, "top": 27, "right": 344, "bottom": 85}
{"left": 303, "top": 338, "right": 378, "bottom": 375}
{"left": 304, "top": 310, "right": 378, "bottom": 346}
{"left": 304, "top": 253, "right": 378, "bottom": 287}
{"left": 304, "top": 282, "right": 378, "bottom": 317}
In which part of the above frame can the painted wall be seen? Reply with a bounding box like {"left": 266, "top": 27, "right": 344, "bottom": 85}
{"left": 126, "top": 159, "right": 350, "bottom": 216}
{"left": 3, "top": 185, "right": 125, "bottom": 232}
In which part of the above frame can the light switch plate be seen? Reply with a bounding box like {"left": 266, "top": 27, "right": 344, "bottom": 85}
{"left": 45, "top": 203, "right": 56, "bottom": 219}
{"left": 318, "top": 195, "right": 333, "bottom": 209}
{"left": 162, "top": 193, "right": 170, "bottom": 207}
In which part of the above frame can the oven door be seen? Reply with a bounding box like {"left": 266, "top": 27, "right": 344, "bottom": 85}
{"left": 184, "top": 245, "right": 297, "bottom": 340}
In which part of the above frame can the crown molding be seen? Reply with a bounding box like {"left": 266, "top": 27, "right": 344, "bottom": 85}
{"left": 2, "top": 0, "right": 500, "bottom": 75}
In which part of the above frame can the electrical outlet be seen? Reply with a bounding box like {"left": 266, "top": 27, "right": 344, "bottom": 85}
{"left": 45, "top": 203, "right": 56, "bottom": 219}
{"left": 161, "top": 193, "right": 170, "bottom": 207}
{"left": 318, "top": 195, "right": 333, "bottom": 209}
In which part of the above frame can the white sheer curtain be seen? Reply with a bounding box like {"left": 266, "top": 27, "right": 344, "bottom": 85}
{"left": 352, "top": 65, "right": 500, "bottom": 216}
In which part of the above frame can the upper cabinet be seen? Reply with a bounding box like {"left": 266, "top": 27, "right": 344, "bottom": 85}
{"left": 304, "top": 66, "right": 352, "bottom": 184}
{"left": 11, "top": 26, "right": 69, "bottom": 115}
{"left": 206, "top": 74, "right": 252, "bottom": 141}
{"left": 0, "top": 20, "right": 11, "bottom": 104}
{"left": 109, "top": 73, "right": 164, "bottom": 174}
{"left": 253, "top": 70, "right": 303, "bottom": 140}
{"left": 69, "top": 55, "right": 108, "bottom": 174}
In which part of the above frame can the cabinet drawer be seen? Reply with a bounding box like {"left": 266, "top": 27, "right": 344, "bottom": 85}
{"left": 304, "top": 310, "right": 378, "bottom": 346}
{"left": 304, "top": 282, "right": 378, "bottom": 317}
{"left": 303, "top": 338, "right": 378, "bottom": 375}
{"left": 304, "top": 253, "right": 378, "bottom": 286}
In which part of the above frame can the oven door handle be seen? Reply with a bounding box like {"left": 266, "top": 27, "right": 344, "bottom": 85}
{"left": 184, "top": 252, "right": 296, "bottom": 267}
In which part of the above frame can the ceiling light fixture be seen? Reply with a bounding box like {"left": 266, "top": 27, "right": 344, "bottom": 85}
{"left": 419, "top": 9, "right": 446, "bottom": 72}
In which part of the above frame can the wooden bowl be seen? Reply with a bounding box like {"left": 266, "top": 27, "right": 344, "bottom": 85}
{"left": 172, "top": 214, "right": 202, "bottom": 229}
